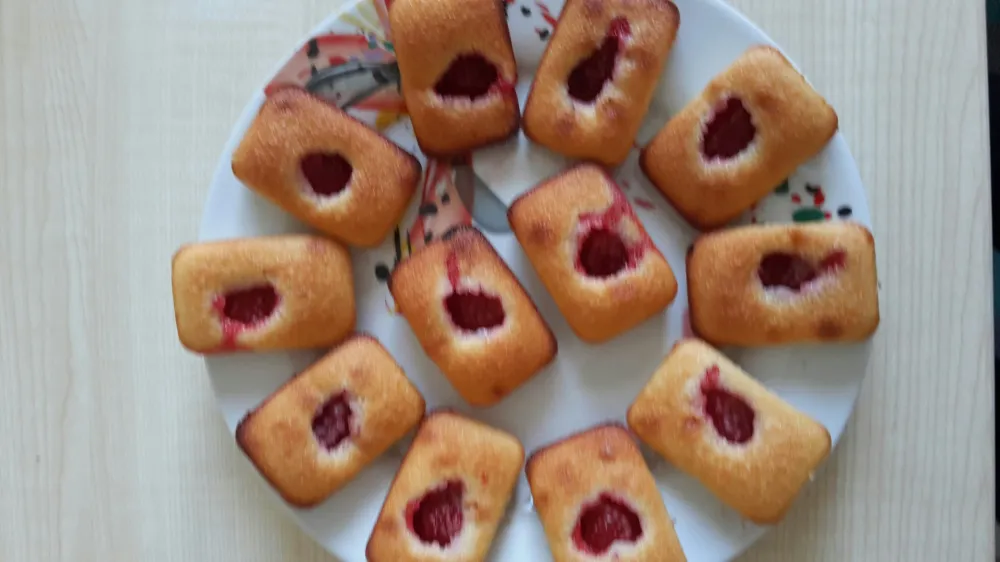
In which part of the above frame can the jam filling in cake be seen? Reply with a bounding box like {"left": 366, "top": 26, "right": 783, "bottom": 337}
{"left": 701, "top": 97, "right": 757, "bottom": 160}
{"left": 301, "top": 152, "right": 353, "bottom": 197}
{"left": 311, "top": 391, "right": 354, "bottom": 451}
{"left": 700, "top": 365, "right": 755, "bottom": 444}
{"left": 572, "top": 493, "right": 643, "bottom": 554}
{"left": 575, "top": 185, "right": 649, "bottom": 279}
{"left": 578, "top": 228, "right": 629, "bottom": 278}
{"left": 567, "top": 17, "right": 631, "bottom": 103}
{"left": 434, "top": 54, "right": 513, "bottom": 100}
{"left": 406, "top": 480, "right": 465, "bottom": 547}
{"left": 445, "top": 292, "right": 506, "bottom": 331}
{"left": 444, "top": 252, "right": 506, "bottom": 332}
{"left": 757, "top": 250, "right": 847, "bottom": 291}
{"left": 212, "top": 284, "right": 280, "bottom": 349}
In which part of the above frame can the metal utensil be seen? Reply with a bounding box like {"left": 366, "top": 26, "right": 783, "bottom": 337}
{"left": 305, "top": 60, "right": 401, "bottom": 110}
{"left": 453, "top": 164, "right": 512, "bottom": 233}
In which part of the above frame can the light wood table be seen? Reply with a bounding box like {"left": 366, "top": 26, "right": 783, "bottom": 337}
{"left": 0, "top": 0, "right": 994, "bottom": 560}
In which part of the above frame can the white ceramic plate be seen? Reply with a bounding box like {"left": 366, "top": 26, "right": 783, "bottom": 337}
{"left": 199, "top": 0, "right": 873, "bottom": 559}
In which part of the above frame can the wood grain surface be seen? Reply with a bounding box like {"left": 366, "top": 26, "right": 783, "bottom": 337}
{"left": 0, "top": 0, "right": 994, "bottom": 560}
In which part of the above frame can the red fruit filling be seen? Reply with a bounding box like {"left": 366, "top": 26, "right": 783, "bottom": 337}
{"left": 445, "top": 291, "right": 505, "bottom": 332}
{"left": 301, "top": 152, "right": 353, "bottom": 197}
{"left": 758, "top": 250, "right": 847, "bottom": 291}
{"left": 575, "top": 179, "right": 649, "bottom": 278}
{"left": 700, "top": 365, "right": 755, "bottom": 444}
{"left": 220, "top": 285, "right": 279, "bottom": 325}
{"left": 758, "top": 252, "right": 817, "bottom": 290}
{"left": 567, "top": 17, "right": 631, "bottom": 103}
{"left": 311, "top": 391, "right": 354, "bottom": 451}
{"left": 446, "top": 252, "right": 461, "bottom": 288}
{"left": 701, "top": 97, "right": 756, "bottom": 160}
{"left": 820, "top": 249, "right": 847, "bottom": 271}
{"left": 704, "top": 388, "right": 756, "bottom": 444}
{"left": 434, "top": 54, "right": 500, "bottom": 100}
{"left": 572, "top": 494, "right": 643, "bottom": 555}
{"left": 406, "top": 480, "right": 464, "bottom": 547}
{"left": 578, "top": 228, "right": 629, "bottom": 278}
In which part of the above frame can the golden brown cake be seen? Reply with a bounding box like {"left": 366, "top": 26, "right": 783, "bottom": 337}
{"left": 526, "top": 424, "right": 687, "bottom": 562}
{"left": 171, "top": 235, "right": 355, "bottom": 354}
{"left": 686, "top": 221, "right": 879, "bottom": 346}
{"left": 366, "top": 411, "right": 524, "bottom": 562}
{"left": 389, "top": 0, "right": 519, "bottom": 157}
{"left": 235, "top": 335, "right": 425, "bottom": 507}
{"left": 640, "top": 46, "right": 839, "bottom": 230}
{"left": 231, "top": 87, "right": 420, "bottom": 247}
{"left": 389, "top": 227, "right": 556, "bottom": 406}
{"left": 523, "top": 0, "right": 679, "bottom": 166}
{"left": 626, "top": 339, "right": 831, "bottom": 524}
{"left": 508, "top": 164, "right": 677, "bottom": 343}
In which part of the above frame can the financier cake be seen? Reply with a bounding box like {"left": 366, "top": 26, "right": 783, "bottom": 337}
{"left": 231, "top": 87, "right": 420, "bottom": 247}
{"left": 236, "top": 335, "right": 425, "bottom": 507}
{"left": 627, "top": 339, "right": 831, "bottom": 524}
{"left": 686, "top": 221, "right": 879, "bottom": 346}
{"left": 366, "top": 411, "right": 524, "bottom": 562}
{"left": 527, "top": 424, "right": 687, "bottom": 562}
{"left": 389, "top": 0, "right": 519, "bottom": 156}
{"left": 171, "top": 235, "right": 355, "bottom": 354}
{"left": 523, "top": 0, "right": 680, "bottom": 166}
{"left": 508, "top": 164, "right": 677, "bottom": 343}
{"left": 640, "top": 45, "right": 839, "bottom": 230}
{"left": 389, "top": 227, "right": 556, "bottom": 407}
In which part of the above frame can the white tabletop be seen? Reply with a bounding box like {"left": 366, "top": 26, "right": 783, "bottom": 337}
{"left": 0, "top": 0, "right": 994, "bottom": 560}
